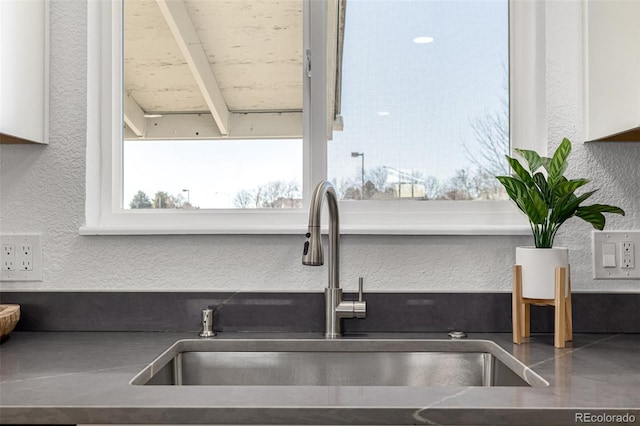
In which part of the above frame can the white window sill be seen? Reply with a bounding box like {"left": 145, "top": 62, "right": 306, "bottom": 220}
{"left": 80, "top": 200, "right": 530, "bottom": 236}
{"left": 79, "top": 224, "right": 531, "bottom": 236}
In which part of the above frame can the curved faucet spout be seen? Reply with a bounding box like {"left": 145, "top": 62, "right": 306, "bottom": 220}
{"left": 302, "top": 181, "right": 340, "bottom": 289}
{"left": 302, "top": 181, "right": 365, "bottom": 339}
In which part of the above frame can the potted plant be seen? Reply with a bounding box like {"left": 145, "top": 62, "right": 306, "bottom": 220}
{"left": 496, "top": 138, "right": 625, "bottom": 298}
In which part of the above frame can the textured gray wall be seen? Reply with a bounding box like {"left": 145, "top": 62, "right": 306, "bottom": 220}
{"left": 0, "top": 0, "right": 638, "bottom": 292}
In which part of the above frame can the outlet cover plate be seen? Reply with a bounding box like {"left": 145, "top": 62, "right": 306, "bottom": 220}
{"left": 0, "top": 234, "right": 43, "bottom": 281}
{"left": 592, "top": 231, "right": 640, "bottom": 279}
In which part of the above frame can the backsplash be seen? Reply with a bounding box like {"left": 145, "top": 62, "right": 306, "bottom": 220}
{"left": 2, "top": 292, "right": 638, "bottom": 334}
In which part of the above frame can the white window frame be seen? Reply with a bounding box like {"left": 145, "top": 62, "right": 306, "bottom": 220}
{"left": 81, "top": 0, "right": 546, "bottom": 236}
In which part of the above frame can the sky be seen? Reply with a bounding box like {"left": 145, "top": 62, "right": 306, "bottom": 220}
{"left": 124, "top": 139, "right": 302, "bottom": 208}
{"left": 123, "top": 0, "right": 508, "bottom": 209}
{"left": 328, "top": 0, "right": 508, "bottom": 182}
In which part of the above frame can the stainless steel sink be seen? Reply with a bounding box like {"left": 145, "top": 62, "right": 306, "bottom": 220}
{"left": 130, "top": 339, "right": 548, "bottom": 387}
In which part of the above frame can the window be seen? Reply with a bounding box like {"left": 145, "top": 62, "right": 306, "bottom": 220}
{"left": 82, "top": 0, "right": 546, "bottom": 235}
{"left": 329, "top": 0, "right": 509, "bottom": 202}
{"left": 122, "top": 0, "right": 304, "bottom": 210}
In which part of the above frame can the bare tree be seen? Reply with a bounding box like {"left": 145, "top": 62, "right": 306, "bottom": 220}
{"left": 172, "top": 193, "right": 187, "bottom": 209}
{"left": 233, "top": 190, "right": 253, "bottom": 208}
{"left": 363, "top": 180, "right": 378, "bottom": 199}
{"left": 366, "top": 167, "right": 389, "bottom": 193}
{"left": 331, "top": 178, "right": 346, "bottom": 199}
{"left": 464, "top": 70, "right": 509, "bottom": 178}
{"left": 282, "top": 180, "right": 300, "bottom": 204}
{"left": 441, "top": 169, "right": 506, "bottom": 200}
{"left": 475, "top": 171, "right": 506, "bottom": 200}
{"left": 333, "top": 177, "right": 358, "bottom": 200}
{"left": 442, "top": 170, "right": 474, "bottom": 200}
{"left": 152, "top": 191, "right": 175, "bottom": 208}
{"left": 234, "top": 180, "right": 302, "bottom": 208}
{"left": 261, "top": 181, "right": 286, "bottom": 207}
{"left": 422, "top": 176, "right": 441, "bottom": 200}
{"left": 252, "top": 186, "right": 264, "bottom": 208}
{"left": 466, "top": 103, "right": 509, "bottom": 176}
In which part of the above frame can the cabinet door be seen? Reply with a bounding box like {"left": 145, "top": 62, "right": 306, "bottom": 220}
{"left": 0, "top": 0, "right": 48, "bottom": 144}
{"left": 585, "top": 0, "right": 640, "bottom": 141}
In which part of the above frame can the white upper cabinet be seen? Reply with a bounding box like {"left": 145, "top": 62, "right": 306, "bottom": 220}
{"left": 0, "top": 0, "right": 49, "bottom": 144}
{"left": 584, "top": 0, "right": 640, "bottom": 142}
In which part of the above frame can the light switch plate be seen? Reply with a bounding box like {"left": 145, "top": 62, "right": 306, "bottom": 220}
{"left": 592, "top": 231, "right": 640, "bottom": 279}
{"left": 0, "top": 234, "right": 43, "bottom": 281}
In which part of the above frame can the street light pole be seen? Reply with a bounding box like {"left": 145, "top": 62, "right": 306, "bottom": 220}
{"left": 351, "top": 152, "right": 365, "bottom": 199}
{"left": 182, "top": 189, "right": 190, "bottom": 205}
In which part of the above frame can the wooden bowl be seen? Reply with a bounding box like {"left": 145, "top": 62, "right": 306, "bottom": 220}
{"left": 0, "top": 304, "right": 20, "bottom": 339}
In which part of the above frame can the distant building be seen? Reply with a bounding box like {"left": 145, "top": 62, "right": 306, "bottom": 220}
{"left": 394, "top": 183, "right": 426, "bottom": 198}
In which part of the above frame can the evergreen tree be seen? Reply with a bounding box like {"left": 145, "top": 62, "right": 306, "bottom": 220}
{"left": 129, "top": 190, "right": 152, "bottom": 209}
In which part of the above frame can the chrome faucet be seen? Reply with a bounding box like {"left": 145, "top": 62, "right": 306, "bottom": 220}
{"left": 302, "top": 181, "right": 366, "bottom": 338}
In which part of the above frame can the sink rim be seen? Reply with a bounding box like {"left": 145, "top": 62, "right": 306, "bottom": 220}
{"left": 130, "top": 338, "right": 549, "bottom": 387}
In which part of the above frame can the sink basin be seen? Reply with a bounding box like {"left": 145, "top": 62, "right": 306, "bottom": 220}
{"left": 131, "top": 339, "right": 548, "bottom": 387}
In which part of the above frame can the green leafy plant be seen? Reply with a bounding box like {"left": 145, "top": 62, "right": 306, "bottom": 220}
{"left": 496, "top": 138, "right": 625, "bottom": 248}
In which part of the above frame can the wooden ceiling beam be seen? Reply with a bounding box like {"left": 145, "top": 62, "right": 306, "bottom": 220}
{"left": 123, "top": 93, "right": 146, "bottom": 137}
{"left": 155, "top": 0, "right": 230, "bottom": 135}
{"left": 125, "top": 112, "right": 302, "bottom": 140}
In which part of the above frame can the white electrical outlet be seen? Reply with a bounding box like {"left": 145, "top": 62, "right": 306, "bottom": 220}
{"left": 16, "top": 244, "right": 33, "bottom": 271}
{"left": 621, "top": 241, "right": 635, "bottom": 269}
{"left": 593, "top": 231, "right": 640, "bottom": 279}
{"left": 2, "top": 244, "right": 15, "bottom": 271}
{"left": 0, "top": 234, "right": 43, "bottom": 281}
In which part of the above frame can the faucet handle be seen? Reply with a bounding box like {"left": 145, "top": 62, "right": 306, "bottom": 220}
{"left": 354, "top": 277, "right": 366, "bottom": 318}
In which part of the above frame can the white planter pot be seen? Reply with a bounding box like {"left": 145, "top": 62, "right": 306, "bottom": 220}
{"left": 515, "top": 246, "right": 569, "bottom": 299}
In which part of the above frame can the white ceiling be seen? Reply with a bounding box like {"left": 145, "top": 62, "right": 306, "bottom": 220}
{"left": 123, "top": 0, "right": 341, "bottom": 140}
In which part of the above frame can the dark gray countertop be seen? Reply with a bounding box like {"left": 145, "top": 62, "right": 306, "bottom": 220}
{"left": 0, "top": 331, "right": 638, "bottom": 425}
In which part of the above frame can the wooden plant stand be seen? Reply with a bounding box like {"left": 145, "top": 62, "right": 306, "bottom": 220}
{"left": 512, "top": 265, "right": 573, "bottom": 348}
